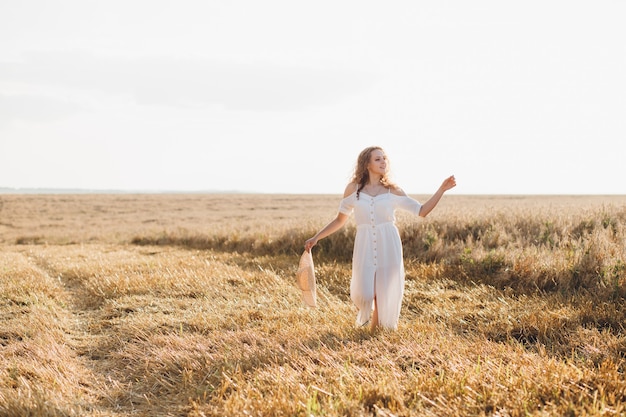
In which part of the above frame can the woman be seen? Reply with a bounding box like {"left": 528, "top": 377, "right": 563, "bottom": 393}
{"left": 304, "top": 146, "right": 456, "bottom": 330}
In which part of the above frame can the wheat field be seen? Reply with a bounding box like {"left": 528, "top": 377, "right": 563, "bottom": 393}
{"left": 1, "top": 193, "right": 626, "bottom": 416}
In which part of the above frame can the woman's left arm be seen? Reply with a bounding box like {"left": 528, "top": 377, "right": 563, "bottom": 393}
{"left": 418, "top": 175, "right": 456, "bottom": 218}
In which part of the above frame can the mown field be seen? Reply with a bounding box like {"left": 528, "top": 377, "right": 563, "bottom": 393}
{"left": 1, "top": 193, "right": 626, "bottom": 416}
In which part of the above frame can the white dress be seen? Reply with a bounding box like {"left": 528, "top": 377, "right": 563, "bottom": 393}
{"left": 339, "top": 189, "right": 422, "bottom": 329}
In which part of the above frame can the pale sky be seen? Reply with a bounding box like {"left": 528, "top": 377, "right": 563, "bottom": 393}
{"left": 1, "top": 1, "right": 625, "bottom": 195}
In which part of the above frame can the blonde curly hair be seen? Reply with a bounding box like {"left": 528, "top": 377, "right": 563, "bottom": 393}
{"left": 352, "top": 146, "right": 395, "bottom": 199}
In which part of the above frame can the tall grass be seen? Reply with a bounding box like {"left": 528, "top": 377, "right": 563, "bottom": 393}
{"left": 132, "top": 201, "right": 626, "bottom": 297}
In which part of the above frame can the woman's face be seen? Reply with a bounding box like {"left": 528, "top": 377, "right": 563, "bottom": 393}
{"left": 367, "top": 149, "right": 387, "bottom": 176}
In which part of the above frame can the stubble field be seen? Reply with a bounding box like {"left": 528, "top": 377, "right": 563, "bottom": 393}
{"left": 1, "top": 193, "right": 626, "bottom": 416}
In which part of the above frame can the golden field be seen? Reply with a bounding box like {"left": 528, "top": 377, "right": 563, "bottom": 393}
{"left": 1, "top": 193, "right": 626, "bottom": 416}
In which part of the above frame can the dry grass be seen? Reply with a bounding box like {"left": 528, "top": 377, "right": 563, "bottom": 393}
{"left": 1, "top": 193, "right": 625, "bottom": 416}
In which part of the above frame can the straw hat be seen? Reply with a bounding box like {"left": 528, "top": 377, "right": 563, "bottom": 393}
{"left": 296, "top": 250, "right": 317, "bottom": 307}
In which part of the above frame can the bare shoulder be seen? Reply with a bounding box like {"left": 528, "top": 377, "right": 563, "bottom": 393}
{"left": 390, "top": 184, "right": 408, "bottom": 196}
{"left": 343, "top": 182, "right": 358, "bottom": 198}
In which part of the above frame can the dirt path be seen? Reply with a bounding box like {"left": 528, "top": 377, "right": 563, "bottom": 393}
{"left": 24, "top": 249, "right": 124, "bottom": 416}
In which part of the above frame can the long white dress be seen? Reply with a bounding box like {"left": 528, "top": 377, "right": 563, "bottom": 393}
{"left": 339, "top": 189, "right": 422, "bottom": 329}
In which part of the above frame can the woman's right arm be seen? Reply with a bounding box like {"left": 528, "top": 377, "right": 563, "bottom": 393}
{"left": 304, "top": 182, "right": 355, "bottom": 252}
{"left": 304, "top": 213, "right": 349, "bottom": 252}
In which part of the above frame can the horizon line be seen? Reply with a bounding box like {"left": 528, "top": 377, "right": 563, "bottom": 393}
{"left": 1, "top": 187, "right": 625, "bottom": 197}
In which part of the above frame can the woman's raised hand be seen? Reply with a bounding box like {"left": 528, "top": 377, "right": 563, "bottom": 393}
{"left": 441, "top": 175, "right": 457, "bottom": 191}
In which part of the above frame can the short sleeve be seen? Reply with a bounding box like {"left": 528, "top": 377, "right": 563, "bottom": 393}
{"left": 393, "top": 194, "right": 422, "bottom": 215}
{"left": 338, "top": 193, "right": 355, "bottom": 215}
